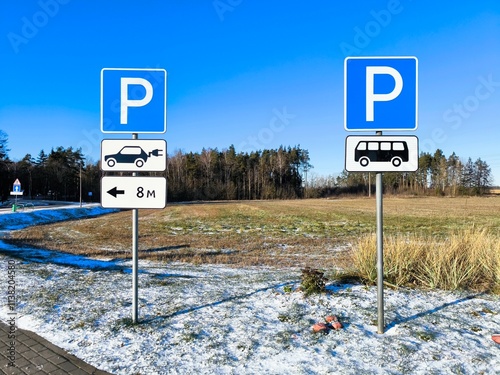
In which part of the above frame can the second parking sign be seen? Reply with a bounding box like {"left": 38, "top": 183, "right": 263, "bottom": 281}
{"left": 344, "top": 56, "right": 418, "bottom": 131}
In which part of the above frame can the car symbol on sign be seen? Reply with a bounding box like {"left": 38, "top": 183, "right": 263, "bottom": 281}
{"left": 105, "top": 146, "right": 163, "bottom": 168}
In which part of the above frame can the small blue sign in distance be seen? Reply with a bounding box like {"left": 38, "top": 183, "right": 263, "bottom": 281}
{"left": 101, "top": 68, "right": 167, "bottom": 133}
{"left": 13, "top": 179, "right": 21, "bottom": 192}
{"left": 344, "top": 56, "right": 418, "bottom": 131}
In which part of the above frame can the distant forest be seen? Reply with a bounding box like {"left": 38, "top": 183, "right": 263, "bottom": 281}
{"left": 0, "top": 130, "right": 494, "bottom": 203}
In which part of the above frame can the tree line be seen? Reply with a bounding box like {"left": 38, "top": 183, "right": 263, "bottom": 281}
{"left": 166, "top": 145, "right": 312, "bottom": 201}
{"left": 0, "top": 131, "right": 312, "bottom": 202}
{"left": 0, "top": 129, "right": 494, "bottom": 203}
{"left": 307, "top": 149, "right": 494, "bottom": 197}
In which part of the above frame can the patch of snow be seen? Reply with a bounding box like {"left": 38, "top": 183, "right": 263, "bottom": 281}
{"left": 0, "top": 204, "right": 118, "bottom": 230}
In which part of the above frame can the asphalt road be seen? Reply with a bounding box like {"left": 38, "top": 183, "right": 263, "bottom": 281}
{"left": 0, "top": 200, "right": 93, "bottom": 214}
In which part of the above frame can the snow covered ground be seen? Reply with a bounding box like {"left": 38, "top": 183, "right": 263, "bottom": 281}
{"left": 1, "top": 206, "right": 500, "bottom": 374}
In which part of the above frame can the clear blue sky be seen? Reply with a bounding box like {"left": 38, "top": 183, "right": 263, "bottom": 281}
{"left": 1, "top": 0, "right": 499, "bottom": 184}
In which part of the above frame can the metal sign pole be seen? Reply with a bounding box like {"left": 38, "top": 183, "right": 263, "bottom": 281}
{"left": 344, "top": 56, "right": 418, "bottom": 335}
{"left": 376, "top": 130, "right": 384, "bottom": 334}
{"left": 100, "top": 68, "right": 167, "bottom": 324}
{"left": 132, "top": 133, "right": 139, "bottom": 323}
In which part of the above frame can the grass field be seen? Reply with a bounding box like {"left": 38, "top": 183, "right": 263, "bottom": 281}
{"left": 4, "top": 197, "right": 500, "bottom": 373}
{"left": 9, "top": 197, "right": 500, "bottom": 273}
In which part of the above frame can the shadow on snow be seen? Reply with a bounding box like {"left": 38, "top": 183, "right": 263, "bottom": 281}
{"left": 141, "top": 280, "right": 297, "bottom": 325}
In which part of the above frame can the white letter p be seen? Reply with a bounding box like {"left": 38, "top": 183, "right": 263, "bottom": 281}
{"left": 366, "top": 66, "right": 403, "bottom": 122}
{"left": 120, "top": 77, "right": 153, "bottom": 124}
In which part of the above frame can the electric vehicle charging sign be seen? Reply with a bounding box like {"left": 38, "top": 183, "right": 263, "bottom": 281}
{"left": 344, "top": 56, "right": 418, "bottom": 131}
{"left": 101, "top": 68, "right": 167, "bottom": 133}
{"left": 101, "top": 139, "right": 167, "bottom": 172}
{"left": 345, "top": 135, "right": 419, "bottom": 172}
{"left": 99, "top": 67, "right": 168, "bottom": 323}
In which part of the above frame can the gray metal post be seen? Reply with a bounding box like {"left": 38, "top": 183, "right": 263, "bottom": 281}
{"left": 132, "top": 133, "right": 139, "bottom": 323}
{"left": 376, "top": 131, "right": 384, "bottom": 334}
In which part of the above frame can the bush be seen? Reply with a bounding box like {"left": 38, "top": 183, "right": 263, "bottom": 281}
{"left": 350, "top": 228, "right": 500, "bottom": 293}
{"left": 300, "top": 267, "right": 328, "bottom": 296}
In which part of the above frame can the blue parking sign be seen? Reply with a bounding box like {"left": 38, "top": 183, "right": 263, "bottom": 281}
{"left": 101, "top": 68, "right": 167, "bottom": 133}
{"left": 344, "top": 57, "right": 418, "bottom": 131}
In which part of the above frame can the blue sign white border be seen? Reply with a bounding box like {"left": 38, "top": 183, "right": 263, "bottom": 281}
{"left": 344, "top": 56, "right": 418, "bottom": 132}
{"left": 100, "top": 67, "right": 167, "bottom": 134}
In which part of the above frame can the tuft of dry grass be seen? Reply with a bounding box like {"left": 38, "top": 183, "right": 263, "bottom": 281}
{"left": 350, "top": 228, "right": 500, "bottom": 292}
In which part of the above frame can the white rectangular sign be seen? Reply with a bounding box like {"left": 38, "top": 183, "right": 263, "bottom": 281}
{"left": 101, "top": 139, "right": 167, "bottom": 172}
{"left": 101, "top": 176, "right": 167, "bottom": 209}
{"left": 345, "top": 135, "right": 419, "bottom": 172}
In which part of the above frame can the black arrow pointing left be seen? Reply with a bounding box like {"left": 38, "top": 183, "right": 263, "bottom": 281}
{"left": 107, "top": 187, "right": 125, "bottom": 198}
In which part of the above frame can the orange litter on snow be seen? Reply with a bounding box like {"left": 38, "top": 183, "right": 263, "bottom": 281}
{"left": 312, "top": 322, "right": 328, "bottom": 333}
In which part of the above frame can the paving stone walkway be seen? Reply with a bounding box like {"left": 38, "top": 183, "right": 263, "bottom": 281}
{"left": 0, "top": 320, "right": 113, "bottom": 375}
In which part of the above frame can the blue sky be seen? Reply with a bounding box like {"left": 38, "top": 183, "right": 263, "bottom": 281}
{"left": 1, "top": 0, "right": 499, "bottom": 184}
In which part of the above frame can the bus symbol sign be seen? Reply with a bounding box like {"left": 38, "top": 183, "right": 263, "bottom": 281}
{"left": 345, "top": 135, "right": 418, "bottom": 172}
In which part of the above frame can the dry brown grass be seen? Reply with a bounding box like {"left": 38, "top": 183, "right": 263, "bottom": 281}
{"left": 351, "top": 228, "right": 500, "bottom": 292}
{"left": 7, "top": 197, "right": 500, "bottom": 271}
